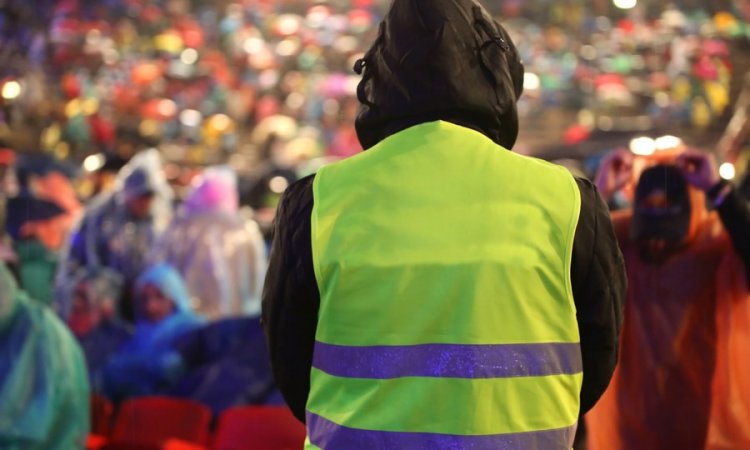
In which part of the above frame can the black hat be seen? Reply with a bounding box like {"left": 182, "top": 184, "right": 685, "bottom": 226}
{"left": 5, "top": 194, "right": 66, "bottom": 239}
{"left": 631, "top": 164, "right": 692, "bottom": 243}
{"left": 354, "top": 0, "right": 524, "bottom": 150}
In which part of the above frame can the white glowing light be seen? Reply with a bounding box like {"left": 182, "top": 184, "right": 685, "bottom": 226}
{"left": 720, "top": 163, "right": 736, "bottom": 180}
{"left": 83, "top": 153, "right": 106, "bottom": 172}
{"left": 613, "top": 0, "right": 637, "bottom": 9}
{"left": 258, "top": 70, "right": 280, "bottom": 90}
{"left": 243, "top": 37, "right": 265, "bottom": 54}
{"left": 276, "top": 15, "right": 301, "bottom": 36}
{"left": 180, "top": 109, "right": 203, "bottom": 127}
{"left": 306, "top": 5, "right": 331, "bottom": 27}
{"left": 655, "top": 135, "right": 683, "bottom": 151}
{"left": 2, "top": 81, "right": 21, "bottom": 100}
{"left": 524, "top": 73, "right": 541, "bottom": 91}
{"left": 629, "top": 137, "right": 656, "bottom": 156}
{"left": 285, "top": 92, "right": 306, "bottom": 110}
{"left": 269, "top": 176, "right": 289, "bottom": 194}
{"left": 276, "top": 39, "right": 299, "bottom": 57}
{"left": 158, "top": 99, "right": 178, "bottom": 118}
{"left": 103, "top": 49, "right": 120, "bottom": 65}
{"left": 209, "top": 114, "right": 232, "bottom": 132}
{"left": 180, "top": 48, "right": 199, "bottom": 65}
{"left": 654, "top": 92, "right": 670, "bottom": 108}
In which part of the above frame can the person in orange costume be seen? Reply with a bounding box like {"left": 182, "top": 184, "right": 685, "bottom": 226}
{"left": 586, "top": 148, "right": 750, "bottom": 450}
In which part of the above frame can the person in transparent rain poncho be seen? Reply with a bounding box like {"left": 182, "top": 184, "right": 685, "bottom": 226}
{"left": 149, "top": 166, "right": 266, "bottom": 320}
{"left": 0, "top": 263, "right": 89, "bottom": 450}
{"left": 56, "top": 149, "right": 173, "bottom": 321}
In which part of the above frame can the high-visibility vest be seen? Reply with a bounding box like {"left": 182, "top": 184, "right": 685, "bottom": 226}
{"left": 307, "top": 120, "right": 582, "bottom": 450}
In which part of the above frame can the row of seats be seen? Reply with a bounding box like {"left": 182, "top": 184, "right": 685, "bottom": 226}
{"left": 88, "top": 396, "right": 306, "bottom": 450}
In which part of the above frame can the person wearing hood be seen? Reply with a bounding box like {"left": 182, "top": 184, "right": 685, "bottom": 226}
{"left": 4, "top": 193, "right": 66, "bottom": 305}
{"left": 66, "top": 267, "right": 132, "bottom": 393}
{"left": 149, "top": 165, "right": 267, "bottom": 320}
{"left": 262, "top": 1, "right": 626, "bottom": 449}
{"left": 57, "top": 149, "right": 173, "bottom": 321}
{"left": 586, "top": 148, "right": 750, "bottom": 450}
{"left": 0, "top": 263, "right": 90, "bottom": 449}
{"left": 102, "top": 263, "right": 204, "bottom": 401}
{"left": 1, "top": 152, "right": 82, "bottom": 305}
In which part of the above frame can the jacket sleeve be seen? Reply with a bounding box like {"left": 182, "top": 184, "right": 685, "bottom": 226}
{"left": 571, "top": 177, "right": 627, "bottom": 414}
{"left": 715, "top": 187, "right": 750, "bottom": 281}
{"left": 261, "top": 175, "right": 318, "bottom": 423}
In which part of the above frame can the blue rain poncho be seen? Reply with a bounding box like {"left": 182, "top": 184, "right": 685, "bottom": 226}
{"left": 102, "top": 264, "right": 204, "bottom": 400}
{"left": 0, "top": 264, "right": 90, "bottom": 450}
{"left": 149, "top": 166, "right": 267, "bottom": 320}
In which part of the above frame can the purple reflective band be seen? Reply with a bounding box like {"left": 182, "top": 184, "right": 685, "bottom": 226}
{"left": 307, "top": 412, "right": 577, "bottom": 450}
{"left": 313, "top": 341, "right": 582, "bottom": 379}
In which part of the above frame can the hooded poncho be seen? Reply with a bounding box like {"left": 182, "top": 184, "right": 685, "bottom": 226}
{"left": 0, "top": 264, "right": 89, "bottom": 449}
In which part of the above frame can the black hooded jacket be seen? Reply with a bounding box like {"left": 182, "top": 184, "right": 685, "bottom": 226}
{"left": 262, "top": 0, "right": 627, "bottom": 424}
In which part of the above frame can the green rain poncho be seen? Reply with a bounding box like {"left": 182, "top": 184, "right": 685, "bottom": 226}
{"left": 0, "top": 264, "right": 89, "bottom": 449}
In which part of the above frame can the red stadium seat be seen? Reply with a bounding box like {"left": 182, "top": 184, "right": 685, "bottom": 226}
{"left": 107, "top": 396, "right": 212, "bottom": 449}
{"left": 212, "top": 406, "right": 306, "bottom": 450}
{"left": 88, "top": 395, "right": 114, "bottom": 450}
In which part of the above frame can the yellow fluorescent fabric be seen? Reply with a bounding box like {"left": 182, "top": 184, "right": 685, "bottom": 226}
{"left": 307, "top": 368, "right": 583, "bottom": 435}
{"left": 308, "top": 120, "right": 582, "bottom": 444}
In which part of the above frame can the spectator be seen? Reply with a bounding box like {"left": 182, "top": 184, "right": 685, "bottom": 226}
{"left": 57, "top": 149, "right": 173, "bottom": 321}
{"left": 587, "top": 149, "right": 750, "bottom": 449}
{"left": 5, "top": 193, "right": 66, "bottom": 305}
{"left": 4, "top": 154, "right": 80, "bottom": 305}
{"left": 150, "top": 166, "right": 266, "bottom": 320}
{"left": 102, "top": 263, "right": 204, "bottom": 401}
{"left": 0, "top": 263, "right": 89, "bottom": 450}
{"left": 66, "top": 268, "right": 132, "bottom": 393}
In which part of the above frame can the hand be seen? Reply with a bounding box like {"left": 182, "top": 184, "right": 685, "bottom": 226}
{"left": 595, "top": 148, "right": 634, "bottom": 200}
{"left": 675, "top": 149, "right": 720, "bottom": 191}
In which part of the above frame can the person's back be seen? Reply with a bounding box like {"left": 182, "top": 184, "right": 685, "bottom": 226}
{"left": 262, "top": 1, "right": 626, "bottom": 449}
{"left": 166, "top": 317, "right": 279, "bottom": 415}
{"left": 307, "top": 120, "right": 582, "bottom": 447}
{"left": 0, "top": 264, "right": 89, "bottom": 449}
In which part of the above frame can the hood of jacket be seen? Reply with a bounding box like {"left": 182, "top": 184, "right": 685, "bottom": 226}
{"left": 354, "top": 0, "right": 524, "bottom": 150}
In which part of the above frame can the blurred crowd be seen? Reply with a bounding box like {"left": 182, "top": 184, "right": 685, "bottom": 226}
{"left": 0, "top": 0, "right": 749, "bottom": 448}
{"left": 0, "top": 139, "right": 290, "bottom": 447}
{"left": 513, "top": 6, "right": 741, "bottom": 133}
{"left": 1, "top": 0, "right": 748, "bottom": 168}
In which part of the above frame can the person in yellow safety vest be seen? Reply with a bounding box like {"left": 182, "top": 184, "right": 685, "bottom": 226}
{"left": 261, "top": 1, "right": 627, "bottom": 449}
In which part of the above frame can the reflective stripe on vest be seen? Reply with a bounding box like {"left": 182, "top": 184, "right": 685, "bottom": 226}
{"left": 308, "top": 121, "right": 582, "bottom": 450}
